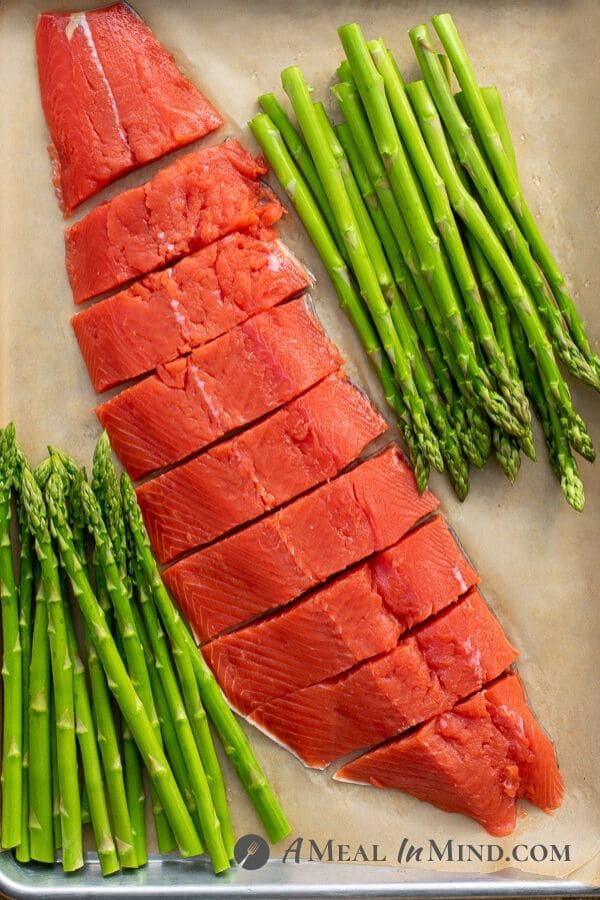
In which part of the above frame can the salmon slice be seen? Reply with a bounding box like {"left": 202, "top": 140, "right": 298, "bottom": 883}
{"left": 369, "top": 515, "right": 479, "bottom": 632}
{"left": 65, "top": 140, "right": 283, "bottom": 303}
{"left": 335, "top": 672, "right": 564, "bottom": 836}
{"left": 203, "top": 515, "right": 478, "bottom": 714}
{"left": 163, "top": 445, "right": 439, "bottom": 641}
{"left": 72, "top": 232, "right": 311, "bottom": 392}
{"left": 96, "top": 298, "right": 341, "bottom": 480}
{"left": 249, "top": 588, "right": 517, "bottom": 769}
{"left": 36, "top": 3, "right": 223, "bottom": 214}
{"left": 204, "top": 567, "right": 402, "bottom": 715}
{"left": 137, "top": 373, "right": 387, "bottom": 563}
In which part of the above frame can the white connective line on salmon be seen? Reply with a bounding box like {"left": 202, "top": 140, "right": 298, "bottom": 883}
{"left": 65, "top": 13, "right": 131, "bottom": 151}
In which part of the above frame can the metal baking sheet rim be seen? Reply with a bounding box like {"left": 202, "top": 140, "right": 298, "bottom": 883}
{"left": 0, "top": 855, "right": 598, "bottom": 900}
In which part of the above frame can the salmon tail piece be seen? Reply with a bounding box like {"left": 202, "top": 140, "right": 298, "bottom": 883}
{"left": 335, "top": 672, "right": 564, "bottom": 836}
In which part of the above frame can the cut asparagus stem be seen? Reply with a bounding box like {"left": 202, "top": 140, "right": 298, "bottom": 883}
{"left": 316, "top": 100, "right": 468, "bottom": 498}
{"left": 0, "top": 426, "right": 23, "bottom": 850}
{"left": 22, "top": 462, "right": 83, "bottom": 872}
{"left": 511, "top": 317, "right": 585, "bottom": 511}
{"left": 369, "top": 37, "right": 530, "bottom": 429}
{"left": 404, "top": 72, "right": 594, "bottom": 462}
{"left": 281, "top": 65, "right": 444, "bottom": 471}
{"left": 433, "top": 12, "right": 599, "bottom": 371}
{"left": 121, "top": 471, "right": 291, "bottom": 844}
{"left": 64, "top": 604, "right": 120, "bottom": 876}
{"left": 27, "top": 568, "right": 54, "bottom": 863}
{"left": 481, "top": 86, "right": 518, "bottom": 177}
{"left": 249, "top": 111, "right": 430, "bottom": 489}
{"left": 16, "top": 506, "right": 33, "bottom": 863}
{"left": 258, "top": 92, "right": 348, "bottom": 260}
{"left": 411, "top": 26, "right": 599, "bottom": 393}
{"left": 36, "top": 470, "right": 204, "bottom": 860}
{"left": 67, "top": 469, "right": 139, "bottom": 870}
{"left": 337, "top": 24, "right": 525, "bottom": 438}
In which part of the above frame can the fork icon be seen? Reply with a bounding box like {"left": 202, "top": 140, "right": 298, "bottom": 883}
{"left": 240, "top": 839, "right": 260, "bottom": 868}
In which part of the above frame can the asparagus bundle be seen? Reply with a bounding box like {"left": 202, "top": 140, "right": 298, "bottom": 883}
{"left": 0, "top": 425, "right": 289, "bottom": 874}
{"left": 251, "top": 14, "right": 596, "bottom": 508}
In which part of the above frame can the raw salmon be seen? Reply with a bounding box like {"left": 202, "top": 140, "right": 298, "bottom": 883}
{"left": 335, "top": 672, "right": 564, "bottom": 835}
{"left": 163, "top": 445, "right": 439, "bottom": 641}
{"left": 249, "top": 588, "right": 517, "bottom": 768}
{"left": 203, "top": 516, "right": 478, "bottom": 714}
{"left": 65, "top": 140, "right": 283, "bottom": 303}
{"left": 36, "top": 3, "right": 223, "bottom": 214}
{"left": 204, "top": 567, "right": 402, "bottom": 715}
{"left": 96, "top": 298, "right": 341, "bottom": 480}
{"left": 137, "top": 373, "right": 387, "bottom": 563}
{"left": 72, "top": 232, "right": 310, "bottom": 392}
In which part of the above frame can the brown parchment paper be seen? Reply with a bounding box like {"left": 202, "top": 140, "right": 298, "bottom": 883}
{"left": 1, "top": 0, "right": 599, "bottom": 886}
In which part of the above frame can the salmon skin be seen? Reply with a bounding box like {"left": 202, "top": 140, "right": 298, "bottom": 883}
{"left": 96, "top": 297, "right": 341, "bottom": 480}
{"left": 335, "top": 672, "right": 564, "bottom": 836}
{"left": 72, "top": 232, "right": 311, "bottom": 392}
{"left": 163, "top": 445, "right": 439, "bottom": 642}
{"left": 203, "top": 514, "right": 478, "bottom": 715}
{"left": 65, "top": 139, "right": 283, "bottom": 303}
{"left": 137, "top": 372, "right": 387, "bottom": 563}
{"left": 249, "top": 588, "right": 517, "bottom": 769}
{"left": 36, "top": 3, "right": 223, "bottom": 214}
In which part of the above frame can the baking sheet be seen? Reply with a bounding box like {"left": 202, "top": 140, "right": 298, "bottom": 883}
{"left": 1, "top": 0, "right": 599, "bottom": 894}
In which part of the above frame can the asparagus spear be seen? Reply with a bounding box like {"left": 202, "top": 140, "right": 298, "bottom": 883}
{"left": 336, "top": 116, "right": 488, "bottom": 470}
{"left": 481, "top": 86, "right": 518, "bottom": 177}
{"left": 433, "top": 13, "right": 599, "bottom": 373}
{"left": 258, "top": 92, "right": 348, "bottom": 261}
{"left": 15, "top": 500, "right": 33, "bottom": 863}
{"left": 337, "top": 24, "right": 525, "bottom": 439}
{"left": 64, "top": 604, "right": 120, "bottom": 876}
{"left": 40, "top": 470, "right": 204, "bottom": 860}
{"left": 368, "top": 37, "right": 530, "bottom": 429}
{"left": 249, "top": 111, "right": 430, "bottom": 490}
{"left": 67, "top": 469, "right": 139, "bottom": 869}
{"left": 511, "top": 318, "right": 584, "bottom": 510}
{"left": 404, "top": 73, "right": 594, "bottom": 463}
{"left": 49, "top": 698, "right": 61, "bottom": 851}
{"left": 27, "top": 567, "right": 54, "bottom": 863}
{"left": 316, "top": 101, "right": 468, "bottom": 498}
{"left": 281, "top": 65, "right": 444, "bottom": 471}
{"left": 21, "top": 463, "right": 83, "bottom": 872}
{"left": 121, "top": 471, "right": 291, "bottom": 844}
{"left": 0, "top": 426, "right": 23, "bottom": 850}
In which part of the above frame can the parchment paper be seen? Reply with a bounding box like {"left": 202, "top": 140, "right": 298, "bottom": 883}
{"left": 1, "top": 0, "right": 599, "bottom": 886}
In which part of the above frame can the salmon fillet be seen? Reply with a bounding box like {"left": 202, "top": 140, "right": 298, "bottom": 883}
{"left": 96, "top": 298, "right": 341, "bottom": 479}
{"left": 335, "top": 672, "right": 564, "bottom": 836}
{"left": 137, "top": 373, "right": 387, "bottom": 563}
{"left": 163, "top": 445, "right": 439, "bottom": 641}
{"left": 249, "top": 588, "right": 517, "bottom": 768}
{"left": 36, "top": 3, "right": 223, "bottom": 214}
{"left": 72, "top": 232, "right": 311, "bottom": 392}
{"left": 65, "top": 140, "right": 283, "bottom": 303}
{"left": 204, "top": 566, "right": 402, "bottom": 715}
{"left": 203, "top": 515, "right": 478, "bottom": 714}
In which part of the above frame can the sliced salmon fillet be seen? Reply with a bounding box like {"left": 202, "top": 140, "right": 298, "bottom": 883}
{"left": 72, "top": 232, "right": 310, "bottom": 392}
{"left": 65, "top": 140, "right": 283, "bottom": 303}
{"left": 203, "top": 515, "right": 478, "bottom": 714}
{"left": 370, "top": 515, "right": 479, "bottom": 632}
{"left": 96, "top": 298, "right": 341, "bottom": 479}
{"left": 137, "top": 373, "right": 388, "bottom": 563}
{"left": 335, "top": 672, "right": 563, "bottom": 836}
{"left": 163, "top": 445, "right": 439, "bottom": 641}
{"left": 204, "top": 567, "right": 402, "bottom": 715}
{"left": 249, "top": 588, "right": 517, "bottom": 768}
{"left": 36, "top": 3, "right": 223, "bottom": 214}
